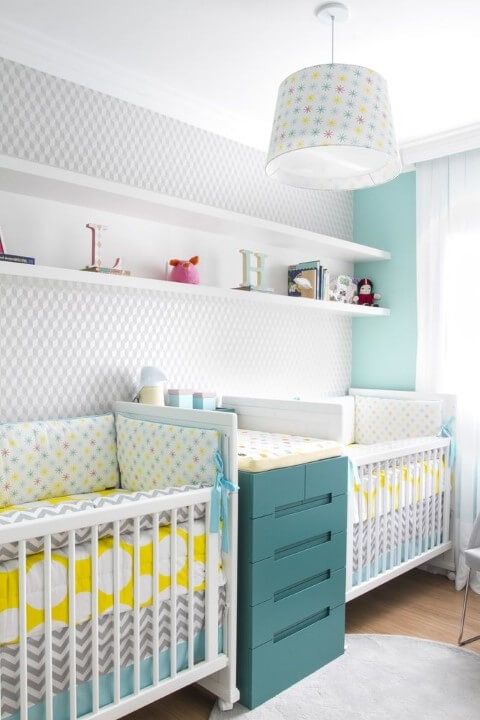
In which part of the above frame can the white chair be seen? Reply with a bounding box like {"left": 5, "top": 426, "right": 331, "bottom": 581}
{"left": 458, "top": 512, "right": 480, "bottom": 646}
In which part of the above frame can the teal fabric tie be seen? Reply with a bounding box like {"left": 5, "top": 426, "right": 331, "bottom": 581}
{"left": 439, "top": 417, "right": 456, "bottom": 468}
{"left": 210, "top": 450, "right": 238, "bottom": 553}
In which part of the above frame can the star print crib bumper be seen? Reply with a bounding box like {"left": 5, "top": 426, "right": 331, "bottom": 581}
{"left": 0, "top": 402, "right": 240, "bottom": 719}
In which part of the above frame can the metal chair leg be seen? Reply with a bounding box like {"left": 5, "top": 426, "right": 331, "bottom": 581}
{"left": 458, "top": 569, "right": 480, "bottom": 646}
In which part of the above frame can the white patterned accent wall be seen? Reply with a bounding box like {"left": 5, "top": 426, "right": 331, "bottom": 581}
{"left": 0, "top": 57, "right": 353, "bottom": 422}
{"left": 0, "top": 276, "right": 351, "bottom": 423}
{"left": 0, "top": 57, "right": 352, "bottom": 240}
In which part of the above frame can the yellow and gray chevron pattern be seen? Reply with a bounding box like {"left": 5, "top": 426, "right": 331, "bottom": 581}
{"left": 0, "top": 487, "right": 205, "bottom": 562}
{"left": 352, "top": 495, "right": 444, "bottom": 574}
{"left": 0, "top": 588, "right": 226, "bottom": 718}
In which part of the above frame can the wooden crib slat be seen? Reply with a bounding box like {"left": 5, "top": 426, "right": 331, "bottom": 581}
{"left": 68, "top": 530, "right": 77, "bottom": 720}
{"left": 170, "top": 508, "right": 178, "bottom": 678}
{"left": 365, "top": 465, "right": 373, "bottom": 581}
{"left": 405, "top": 455, "right": 413, "bottom": 562}
{"left": 420, "top": 451, "right": 426, "bottom": 554}
{"left": 44, "top": 535, "right": 53, "bottom": 720}
{"left": 205, "top": 498, "right": 219, "bottom": 661}
{"left": 133, "top": 517, "right": 141, "bottom": 695}
{"left": 18, "top": 540, "right": 28, "bottom": 720}
{"left": 91, "top": 525, "right": 99, "bottom": 714}
{"left": 389, "top": 459, "right": 396, "bottom": 572}
{"left": 412, "top": 453, "right": 419, "bottom": 558}
{"left": 381, "top": 460, "right": 388, "bottom": 574}
{"left": 188, "top": 505, "right": 195, "bottom": 669}
{"left": 436, "top": 449, "right": 443, "bottom": 546}
{"left": 397, "top": 457, "right": 404, "bottom": 567}
{"left": 152, "top": 512, "right": 160, "bottom": 685}
{"left": 357, "top": 470, "right": 364, "bottom": 585}
{"left": 374, "top": 462, "right": 380, "bottom": 578}
{"left": 429, "top": 450, "right": 437, "bottom": 548}
{"left": 113, "top": 520, "right": 121, "bottom": 705}
{"left": 443, "top": 447, "right": 452, "bottom": 543}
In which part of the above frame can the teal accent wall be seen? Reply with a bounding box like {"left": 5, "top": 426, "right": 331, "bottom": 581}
{"left": 352, "top": 171, "right": 417, "bottom": 390}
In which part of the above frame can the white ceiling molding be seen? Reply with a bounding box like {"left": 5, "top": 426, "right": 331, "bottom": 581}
{"left": 0, "top": 17, "right": 260, "bottom": 149}
{"left": 401, "top": 123, "right": 480, "bottom": 166}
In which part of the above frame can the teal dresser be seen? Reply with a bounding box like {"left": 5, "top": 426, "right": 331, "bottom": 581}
{"left": 237, "top": 455, "right": 348, "bottom": 708}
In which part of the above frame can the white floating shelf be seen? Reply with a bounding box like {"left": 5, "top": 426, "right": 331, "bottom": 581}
{"left": 0, "top": 262, "right": 390, "bottom": 317}
{"left": 0, "top": 155, "right": 390, "bottom": 263}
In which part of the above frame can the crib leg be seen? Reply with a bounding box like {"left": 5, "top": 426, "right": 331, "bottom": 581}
{"left": 217, "top": 699, "right": 234, "bottom": 711}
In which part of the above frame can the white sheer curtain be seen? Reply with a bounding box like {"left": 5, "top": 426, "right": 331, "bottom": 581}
{"left": 417, "top": 150, "right": 480, "bottom": 593}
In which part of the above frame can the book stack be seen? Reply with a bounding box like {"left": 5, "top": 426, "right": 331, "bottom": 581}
{"left": 0, "top": 254, "right": 35, "bottom": 264}
{"left": 288, "top": 261, "right": 330, "bottom": 300}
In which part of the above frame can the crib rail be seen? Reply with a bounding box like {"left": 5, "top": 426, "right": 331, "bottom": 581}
{"left": 346, "top": 438, "right": 452, "bottom": 601}
{"left": 0, "top": 487, "right": 232, "bottom": 720}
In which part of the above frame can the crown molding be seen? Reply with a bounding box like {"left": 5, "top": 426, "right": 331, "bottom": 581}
{"left": 400, "top": 123, "right": 480, "bottom": 166}
{"left": 0, "top": 18, "right": 262, "bottom": 150}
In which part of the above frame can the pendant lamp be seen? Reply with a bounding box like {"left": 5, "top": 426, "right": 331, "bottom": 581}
{"left": 265, "top": 2, "right": 401, "bottom": 190}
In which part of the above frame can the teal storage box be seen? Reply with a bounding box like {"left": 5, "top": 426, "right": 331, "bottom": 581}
{"left": 193, "top": 391, "right": 217, "bottom": 410}
{"left": 237, "top": 455, "right": 348, "bottom": 709}
{"left": 167, "top": 388, "right": 193, "bottom": 408}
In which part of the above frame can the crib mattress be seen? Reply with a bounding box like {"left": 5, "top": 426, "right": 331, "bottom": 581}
{"left": 237, "top": 429, "right": 342, "bottom": 472}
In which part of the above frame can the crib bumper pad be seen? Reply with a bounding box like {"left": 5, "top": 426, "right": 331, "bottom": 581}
{"left": 237, "top": 429, "right": 342, "bottom": 472}
{"left": 0, "top": 489, "right": 225, "bottom": 646}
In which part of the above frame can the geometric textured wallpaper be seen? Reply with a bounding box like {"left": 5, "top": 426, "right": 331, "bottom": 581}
{"left": 0, "top": 57, "right": 353, "bottom": 422}
{"left": 0, "top": 276, "right": 351, "bottom": 423}
{"left": 0, "top": 57, "right": 352, "bottom": 240}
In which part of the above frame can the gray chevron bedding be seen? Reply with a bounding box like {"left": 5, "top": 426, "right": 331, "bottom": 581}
{"left": 352, "top": 493, "right": 445, "bottom": 585}
{"left": 0, "top": 486, "right": 206, "bottom": 561}
{"left": 0, "top": 587, "right": 227, "bottom": 719}
{"left": 0, "top": 488, "right": 226, "bottom": 719}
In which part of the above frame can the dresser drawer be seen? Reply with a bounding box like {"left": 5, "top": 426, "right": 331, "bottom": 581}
{"left": 242, "top": 492, "right": 347, "bottom": 563}
{"left": 305, "top": 457, "right": 348, "bottom": 499}
{"left": 238, "top": 603, "right": 345, "bottom": 709}
{"left": 239, "top": 455, "right": 347, "bottom": 519}
{"left": 240, "top": 530, "right": 346, "bottom": 606}
{"left": 242, "top": 567, "right": 345, "bottom": 649}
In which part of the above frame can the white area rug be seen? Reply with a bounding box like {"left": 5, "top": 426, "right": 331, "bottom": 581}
{"left": 211, "top": 635, "right": 480, "bottom": 720}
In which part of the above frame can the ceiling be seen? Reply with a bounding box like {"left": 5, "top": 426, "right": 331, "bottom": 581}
{"left": 0, "top": 0, "right": 479, "bottom": 152}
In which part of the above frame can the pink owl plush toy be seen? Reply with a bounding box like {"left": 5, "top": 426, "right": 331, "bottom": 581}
{"left": 168, "top": 256, "right": 200, "bottom": 284}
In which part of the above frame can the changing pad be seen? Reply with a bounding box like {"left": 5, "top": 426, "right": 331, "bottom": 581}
{"left": 237, "top": 429, "right": 343, "bottom": 472}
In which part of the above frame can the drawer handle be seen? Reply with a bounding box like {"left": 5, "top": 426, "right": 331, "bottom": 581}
{"left": 274, "top": 570, "right": 331, "bottom": 602}
{"left": 273, "top": 607, "right": 330, "bottom": 643}
{"left": 276, "top": 493, "right": 332, "bottom": 518}
{"left": 275, "top": 531, "right": 331, "bottom": 560}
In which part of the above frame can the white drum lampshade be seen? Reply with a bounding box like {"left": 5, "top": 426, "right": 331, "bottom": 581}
{"left": 265, "top": 5, "right": 401, "bottom": 190}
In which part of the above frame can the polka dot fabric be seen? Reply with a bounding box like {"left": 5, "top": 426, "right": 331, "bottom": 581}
{"left": 354, "top": 396, "right": 443, "bottom": 445}
{"left": 237, "top": 429, "right": 342, "bottom": 472}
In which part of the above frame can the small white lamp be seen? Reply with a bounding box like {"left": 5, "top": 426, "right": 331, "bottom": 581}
{"left": 135, "top": 366, "right": 168, "bottom": 406}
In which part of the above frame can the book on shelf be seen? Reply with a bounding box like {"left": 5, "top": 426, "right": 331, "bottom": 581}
{"left": 288, "top": 260, "right": 329, "bottom": 300}
{"left": 0, "top": 254, "right": 35, "bottom": 264}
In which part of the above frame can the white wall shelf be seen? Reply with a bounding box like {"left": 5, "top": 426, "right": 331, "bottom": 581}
{"left": 0, "top": 155, "right": 390, "bottom": 263}
{"left": 0, "top": 262, "right": 390, "bottom": 317}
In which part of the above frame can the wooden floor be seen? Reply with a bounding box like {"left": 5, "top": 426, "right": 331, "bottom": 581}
{"left": 126, "top": 570, "right": 480, "bottom": 720}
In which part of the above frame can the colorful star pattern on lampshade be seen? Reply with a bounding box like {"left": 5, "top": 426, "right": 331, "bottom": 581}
{"left": 266, "top": 63, "right": 401, "bottom": 190}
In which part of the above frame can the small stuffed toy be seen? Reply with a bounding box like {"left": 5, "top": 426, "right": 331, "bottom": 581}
{"left": 353, "top": 277, "right": 381, "bottom": 306}
{"left": 168, "top": 256, "right": 200, "bottom": 284}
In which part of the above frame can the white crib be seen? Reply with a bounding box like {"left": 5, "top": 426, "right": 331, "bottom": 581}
{"left": 223, "top": 390, "right": 453, "bottom": 602}
{"left": 0, "top": 402, "right": 239, "bottom": 720}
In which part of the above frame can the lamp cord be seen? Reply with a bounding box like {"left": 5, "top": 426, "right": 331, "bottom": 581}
{"left": 331, "top": 13, "right": 335, "bottom": 64}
